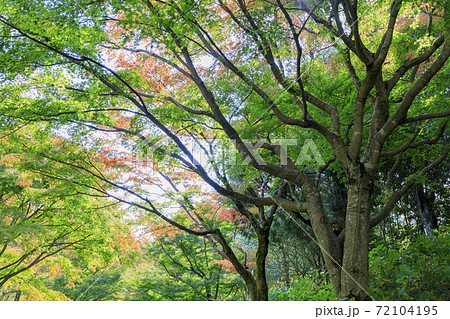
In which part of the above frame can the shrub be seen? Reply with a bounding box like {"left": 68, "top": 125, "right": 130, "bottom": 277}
{"left": 269, "top": 276, "right": 336, "bottom": 301}
{"left": 368, "top": 226, "right": 450, "bottom": 300}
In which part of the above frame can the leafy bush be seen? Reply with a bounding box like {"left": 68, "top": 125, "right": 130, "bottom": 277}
{"left": 269, "top": 276, "right": 336, "bottom": 301}
{"left": 368, "top": 226, "right": 450, "bottom": 300}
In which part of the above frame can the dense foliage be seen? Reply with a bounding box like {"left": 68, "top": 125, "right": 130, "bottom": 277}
{"left": 0, "top": 0, "right": 449, "bottom": 301}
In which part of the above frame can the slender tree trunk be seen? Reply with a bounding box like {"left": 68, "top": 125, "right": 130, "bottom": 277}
{"left": 340, "top": 166, "right": 374, "bottom": 300}
{"left": 232, "top": 224, "right": 270, "bottom": 301}
{"left": 281, "top": 246, "right": 290, "bottom": 287}
{"left": 415, "top": 186, "right": 437, "bottom": 238}
{"left": 302, "top": 182, "right": 343, "bottom": 297}
{"left": 248, "top": 226, "right": 270, "bottom": 300}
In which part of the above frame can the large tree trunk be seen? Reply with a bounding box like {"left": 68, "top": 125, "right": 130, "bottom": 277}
{"left": 340, "top": 166, "right": 374, "bottom": 300}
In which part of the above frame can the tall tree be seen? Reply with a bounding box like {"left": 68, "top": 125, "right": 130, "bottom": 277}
{"left": 0, "top": 123, "right": 132, "bottom": 294}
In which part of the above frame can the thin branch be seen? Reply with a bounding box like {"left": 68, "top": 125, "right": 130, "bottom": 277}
{"left": 370, "top": 147, "right": 449, "bottom": 228}
{"left": 381, "top": 123, "right": 446, "bottom": 157}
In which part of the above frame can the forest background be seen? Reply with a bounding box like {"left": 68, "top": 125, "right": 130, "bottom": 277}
{"left": 0, "top": 0, "right": 449, "bottom": 301}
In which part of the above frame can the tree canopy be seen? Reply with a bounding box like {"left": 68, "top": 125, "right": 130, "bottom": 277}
{"left": 0, "top": 0, "right": 449, "bottom": 301}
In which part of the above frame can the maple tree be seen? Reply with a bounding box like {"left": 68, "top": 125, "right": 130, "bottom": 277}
{"left": 119, "top": 155, "right": 277, "bottom": 300}
{"left": 0, "top": 123, "right": 134, "bottom": 299}
{"left": 119, "top": 232, "right": 246, "bottom": 300}
{"left": 0, "top": 0, "right": 449, "bottom": 300}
